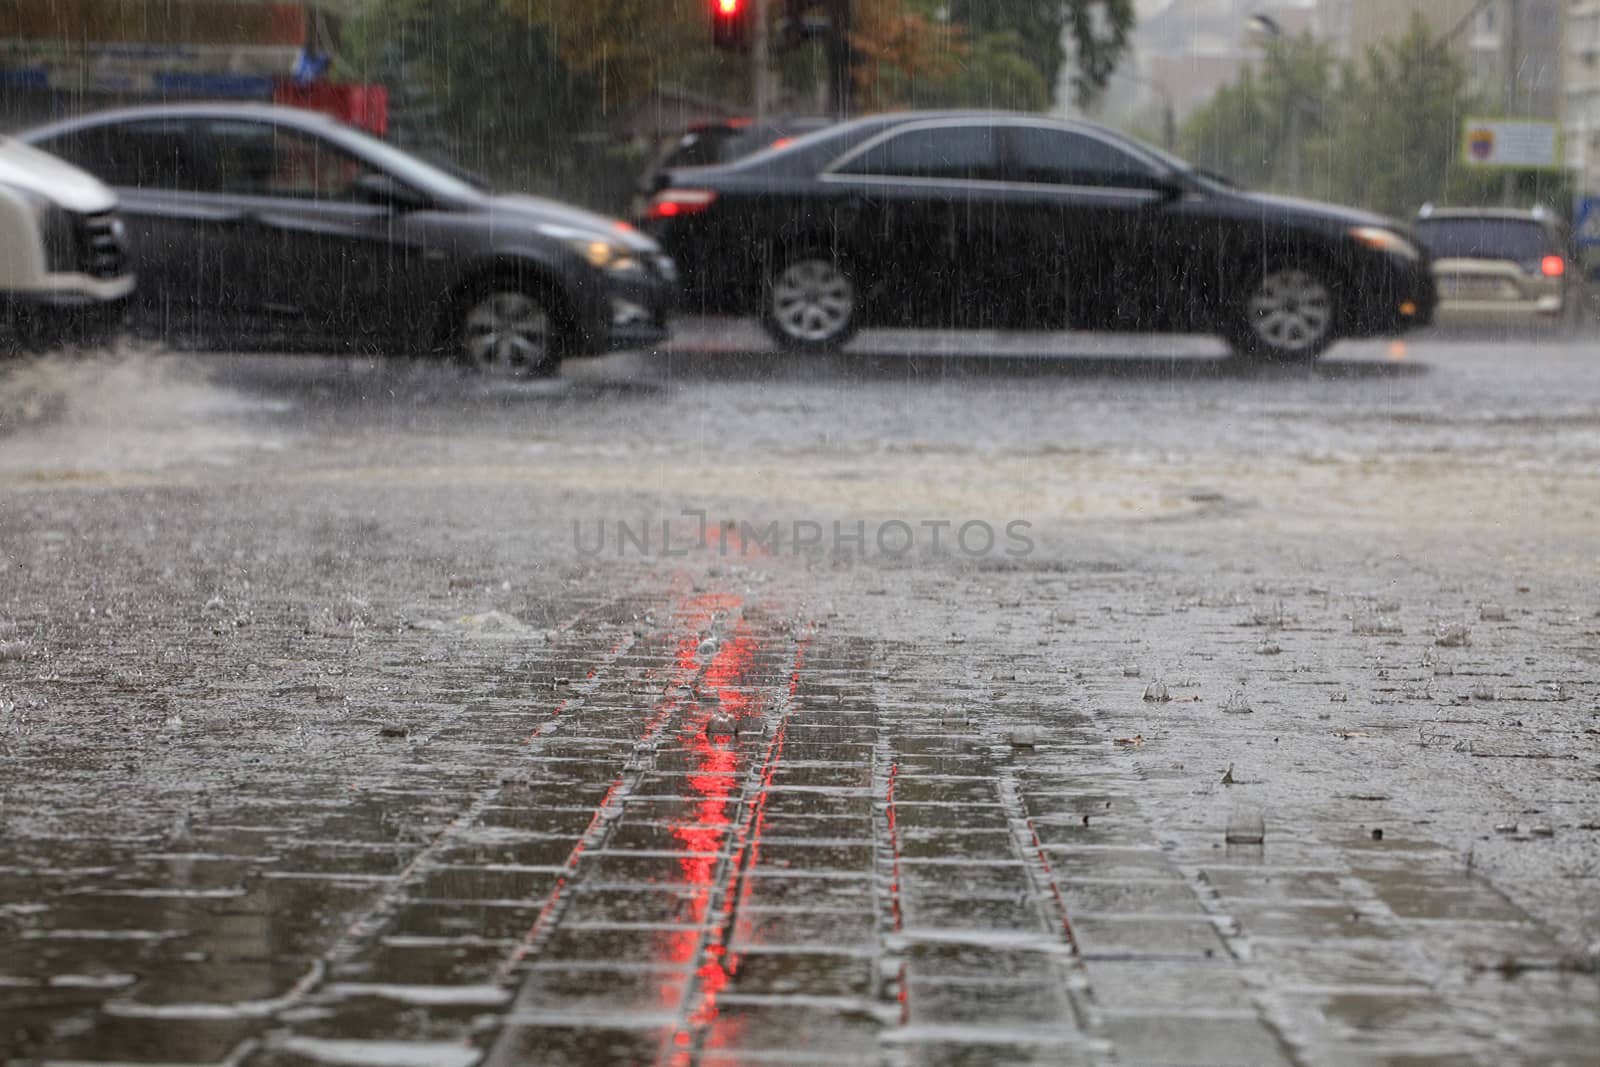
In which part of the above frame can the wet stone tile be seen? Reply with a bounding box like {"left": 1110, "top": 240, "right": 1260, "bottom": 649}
{"left": 1082, "top": 960, "right": 1256, "bottom": 1015}
{"left": 537, "top": 924, "right": 699, "bottom": 967}
{"left": 901, "top": 893, "right": 1044, "bottom": 934}
{"left": 560, "top": 887, "right": 708, "bottom": 926}
{"left": 892, "top": 1038, "right": 1097, "bottom": 1067}
{"left": 478, "top": 806, "right": 602, "bottom": 836}
{"left": 900, "top": 861, "right": 1031, "bottom": 898}
{"left": 1229, "top": 902, "right": 1389, "bottom": 940}
{"left": 758, "top": 792, "right": 873, "bottom": 820}
{"left": 1044, "top": 847, "right": 1181, "bottom": 882}
{"left": 1058, "top": 878, "right": 1203, "bottom": 916}
{"left": 731, "top": 908, "right": 876, "bottom": 949}
{"left": 740, "top": 874, "right": 873, "bottom": 910}
{"left": 606, "top": 821, "right": 735, "bottom": 853}
{"left": 286, "top": 992, "right": 491, "bottom": 1043}
{"left": 899, "top": 830, "right": 1019, "bottom": 862}
{"left": 1200, "top": 867, "right": 1348, "bottom": 903}
{"left": 908, "top": 977, "right": 1076, "bottom": 1027}
{"left": 904, "top": 943, "right": 1064, "bottom": 982}
{"left": 511, "top": 963, "right": 688, "bottom": 1015}
{"left": 334, "top": 940, "right": 514, "bottom": 985}
{"left": 620, "top": 797, "right": 741, "bottom": 823}
{"left": 36, "top": 1014, "right": 259, "bottom": 1064}
{"left": 1070, "top": 916, "right": 1228, "bottom": 959}
{"left": 767, "top": 764, "right": 874, "bottom": 790}
{"left": 725, "top": 950, "right": 875, "bottom": 998}
{"left": 487, "top": 1023, "right": 670, "bottom": 1067}
{"left": 386, "top": 901, "right": 546, "bottom": 941}
{"left": 755, "top": 840, "right": 874, "bottom": 873}
{"left": 893, "top": 804, "right": 1011, "bottom": 832}
{"left": 268, "top": 844, "right": 417, "bottom": 877}
{"left": 431, "top": 840, "right": 575, "bottom": 873}
{"left": 895, "top": 779, "right": 1001, "bottom": 804}
{"left": 1101, "top": 1013, "right": 1295, "bottom": 1067}
{"left": 413, "top": 867, "right": 558, "bottom": 903}
{"left": 576, "top": 851, "right": 726, "bottom": 886}
{"left": 1247, "top": 938, "right": 1427, "bottom": 988}
{"left": 702, "top": 1002, "right": 882, "bottom": 1057}
{"left": 113, "top": 958, "right": 314, "bottom": 1007}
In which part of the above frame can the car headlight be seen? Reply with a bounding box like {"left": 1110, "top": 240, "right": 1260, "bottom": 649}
{"left": 1349, "top": 226, "right": 1420, "bottom": 260}
{"left": 538, "top": 223, "right": 642, "bottom": 274}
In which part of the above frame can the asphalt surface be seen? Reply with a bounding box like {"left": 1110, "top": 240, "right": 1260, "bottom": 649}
{"left": 1, "top": 318, "right": 1598, "bottom": 1066}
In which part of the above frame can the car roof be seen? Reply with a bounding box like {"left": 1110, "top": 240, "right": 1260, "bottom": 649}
{"left": 19, "top": 102, "right": 348, "bottom": 141}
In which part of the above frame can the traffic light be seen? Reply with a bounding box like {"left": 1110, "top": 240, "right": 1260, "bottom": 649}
{"left": 712, "top": 0, "right": 750, "bottom": 51}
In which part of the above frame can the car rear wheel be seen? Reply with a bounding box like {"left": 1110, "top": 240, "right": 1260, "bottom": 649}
{"left": 457, "top": 287, "right": 561, "bottom": 378}
{"left": 1231, "top": 265, "right": 1337, "bottom": 362}
{"left": 763, "top": 256, "right": 858, "bottom": 353}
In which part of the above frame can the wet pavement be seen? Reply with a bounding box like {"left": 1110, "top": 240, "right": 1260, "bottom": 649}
{"left": 2, "top": 320, "right": 1599, "bottom": 1065}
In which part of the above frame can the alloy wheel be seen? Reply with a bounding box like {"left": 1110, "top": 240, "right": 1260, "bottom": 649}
{"left": 1247, "top": 268, "right": 1333, "bottom": 356}
{"left": 460, "top": 290, "right": 553, "bottom": 375}
{"left": 770, "top": 259, "right": 854, "bottom": 345}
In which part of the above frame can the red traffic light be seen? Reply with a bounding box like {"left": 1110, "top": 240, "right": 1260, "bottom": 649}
{"left": 712, "top": 0, "right": 750, "bottom": 50}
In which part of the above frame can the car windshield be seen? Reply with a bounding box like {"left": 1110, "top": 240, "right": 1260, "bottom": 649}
{"left": 1414, "top": 218, "right": 1558, "bottom": 260}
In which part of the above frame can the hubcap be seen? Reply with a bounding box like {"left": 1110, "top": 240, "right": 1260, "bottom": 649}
{"left": 1248, "top": 269, "right": 1332, "bottom": 353}
{"left": 772, "top": 260, "right": 853, "bottom": 343}
{"left": 462, "top": 291, "right": 550, "bottom": 373}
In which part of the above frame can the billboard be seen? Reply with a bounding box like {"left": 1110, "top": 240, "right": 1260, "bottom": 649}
{"left": 1461, "top": 119, "right": 1562, "bottom": 170}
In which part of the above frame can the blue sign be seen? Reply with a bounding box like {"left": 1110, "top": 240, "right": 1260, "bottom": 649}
{"left": 1577, "top": 197, "right": 1600, "bottom": 247}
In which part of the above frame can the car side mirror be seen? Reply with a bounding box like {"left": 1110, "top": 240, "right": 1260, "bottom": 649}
{"left": 354, "top": 172, "right": 427, "bottom": 211}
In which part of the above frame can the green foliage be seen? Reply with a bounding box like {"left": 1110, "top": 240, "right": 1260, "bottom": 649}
{"left": 879, "top": 30, "right": 1051, "bottom": 112}
{"left": 947, "top": 0, "right": 1134, "bottom": 107}
{"left": 1180, "top": 14, "right": 1568, "bottom": 220}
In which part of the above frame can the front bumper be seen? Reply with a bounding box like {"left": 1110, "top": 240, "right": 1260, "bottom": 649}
{"left": 4, "top": 274, "right": 135, "bottom": 346}
{"left": 571, "top": 256, "right": 676, "bottom": 356}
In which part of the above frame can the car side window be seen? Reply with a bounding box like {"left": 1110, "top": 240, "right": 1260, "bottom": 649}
{"left": 36, "top": 120, "right": 203, "bottom": 191}
{"left": 835, "top": 124, "right": 1001, "bottom": 181}
{"left": 1004, "top": 126, "right": 1165, "bottom": 190}
{"left": 205, "top": 121, "right": 367, "bottom": 200}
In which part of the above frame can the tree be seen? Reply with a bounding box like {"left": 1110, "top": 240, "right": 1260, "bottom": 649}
{"left": 1313, "top": 16, "right": 1473, "bottom": 217}
{"left": 947, "top": 0, "right": 1135, "bottom": 107}
{"left": 1179, "top": 32, "right": 1332, "bottom": 194}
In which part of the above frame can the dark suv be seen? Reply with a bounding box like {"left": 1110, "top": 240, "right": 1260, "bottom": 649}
{"left": 21, "top": 104, "right": 676, "bottom": 375}
{"left": 640, "top": 111, "right": 1436, "bottom": 361}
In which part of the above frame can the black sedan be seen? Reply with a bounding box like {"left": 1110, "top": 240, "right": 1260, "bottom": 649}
{"left": 640, "top": 111, "right": 1434, "bottom": 361}
{"left": 19, "top": 104, "right": 675, "bottom": 375}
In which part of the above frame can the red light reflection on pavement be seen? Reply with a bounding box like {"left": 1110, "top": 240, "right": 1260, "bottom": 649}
{"left": 661, "top": 627, "right": 812, "bottom": 1064}
{"left": 497, "top": 591, "right": 743, "bottom": 982}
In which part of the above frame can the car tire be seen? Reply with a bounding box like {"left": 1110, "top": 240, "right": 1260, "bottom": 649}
{"left": 454, "top": 283, "right": 563, "bottom": 378}
{"left": 1228, "top": 263, "right": 1339, "bottom": 363}
{"left": 762, "top": 254, "right": 859, "bottom": 353}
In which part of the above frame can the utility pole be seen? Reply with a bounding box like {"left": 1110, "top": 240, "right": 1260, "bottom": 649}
{"left": 1503, "top": 0, "right": 1521, "bottom": 204}
{"left": 752, "top": 0, "right": 770, "bottom": 121}
{"left": 826, "top": 0, "right": 852, "bottom": 118}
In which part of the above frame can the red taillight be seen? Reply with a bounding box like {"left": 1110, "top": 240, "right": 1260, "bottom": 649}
{"left": 1541, "top": 255, "right": 1565, "bottom": 277}
{"left": 647, "top": 188, "right": 717, "bottom": 221}
{"left": 770, "top": 136, "right": 794, "bottom": 150}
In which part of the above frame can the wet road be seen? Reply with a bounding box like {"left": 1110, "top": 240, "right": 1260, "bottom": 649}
{"left": 1, "top": 320, "right": 1598, "bottom": 1065}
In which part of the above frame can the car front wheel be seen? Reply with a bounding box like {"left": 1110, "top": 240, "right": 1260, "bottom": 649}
{"left": 457, "top": 286, "right": 561, "bottom": 377}
{"left": 763, "top": 256, "right": 858, "bottom": 353}
{"left": 1231, "top": 265, "right": 1337, "bottom": 362}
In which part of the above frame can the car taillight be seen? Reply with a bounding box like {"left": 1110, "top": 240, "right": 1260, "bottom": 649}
{"left": 770, "top": 136, "right": 794, "bottom": 150}
{"left": 647, "top": 189, "right": 717, "bottom": 221}
{"left": 1541, "top": 255, "right": 1565, "bottom": 277}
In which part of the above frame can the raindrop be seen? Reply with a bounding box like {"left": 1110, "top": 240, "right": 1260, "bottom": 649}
{"left": 1142, "top": 680, "right": 1170, "bottom": 703}
{"left": 1223, "top": 691, "right": 1253, "bottom": 714}
{"left": 1434, "top": 623, "right": 1471, "bottom": 648}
